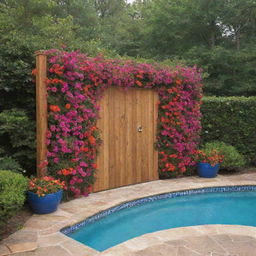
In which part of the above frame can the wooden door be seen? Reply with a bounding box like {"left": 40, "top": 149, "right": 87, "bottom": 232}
{"left": 93, "top": 87, "right": 158, "bottom": 192}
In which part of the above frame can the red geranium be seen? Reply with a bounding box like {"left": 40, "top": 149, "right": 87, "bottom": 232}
{"left": 194, "top": 149, "right": 224, "bottom": 166}
{"left": 28, "top": 176, "right": 66, "bottom": 197}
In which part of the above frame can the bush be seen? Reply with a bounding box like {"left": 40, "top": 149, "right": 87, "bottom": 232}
{"left": 201, "top": 97, "right": 256, "bottom": 164}
{"left": 0, "top": 109, "right": 35, "bottom": 175}
{"left": 0, "top": 156, "right": 24, "bottom": 173}
{"left": 201, "top": 141, "right": 246, "bottom": 170}
{"left": 0, "top": 170, "right": 27, "bottom": 227}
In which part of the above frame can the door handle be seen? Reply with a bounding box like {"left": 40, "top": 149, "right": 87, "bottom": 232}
{"left": 137, "top": 125, "right": 143, "bottom": 132}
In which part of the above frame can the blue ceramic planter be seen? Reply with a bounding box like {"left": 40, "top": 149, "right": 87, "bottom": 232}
{"left": 197, "top": 162, "right": 220, "bottom": 178}
{"left": 27, "top": 190, "right": 63, "bottom": 214}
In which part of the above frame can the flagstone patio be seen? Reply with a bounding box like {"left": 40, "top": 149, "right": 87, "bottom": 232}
{"left": 1, "top": 172, "right": 256, "bottom": 256}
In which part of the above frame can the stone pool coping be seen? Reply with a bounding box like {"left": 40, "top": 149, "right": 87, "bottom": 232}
{"left": 1, "top": 172, "right": 256, "bottom": 256}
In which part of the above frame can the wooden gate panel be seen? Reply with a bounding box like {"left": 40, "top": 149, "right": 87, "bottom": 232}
{"left": 93, "top": 87, "right": 158, "bottom": 192}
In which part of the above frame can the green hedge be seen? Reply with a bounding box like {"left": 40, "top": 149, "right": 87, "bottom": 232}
{"left": 0, "top": 170, "right": 27, "bottom": 227}
{"left": 201, "top": 97, "right": 256, "bottom": 164}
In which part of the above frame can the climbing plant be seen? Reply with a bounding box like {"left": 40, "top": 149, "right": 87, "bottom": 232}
{"left": 40, "top": 49, "right": 202, "bottom": 197}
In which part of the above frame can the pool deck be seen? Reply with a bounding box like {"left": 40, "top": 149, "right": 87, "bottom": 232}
{"left": 1, "top": 172, "right": 256, "bottom": 256}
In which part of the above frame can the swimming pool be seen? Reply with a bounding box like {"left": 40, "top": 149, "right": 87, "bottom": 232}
{"left": 62, "top": 186, "right": 256, "bottom": 252}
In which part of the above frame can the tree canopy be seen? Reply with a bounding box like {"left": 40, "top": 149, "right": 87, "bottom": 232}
{"left": 0, "top": 0, "right": 255, "bottom": 173}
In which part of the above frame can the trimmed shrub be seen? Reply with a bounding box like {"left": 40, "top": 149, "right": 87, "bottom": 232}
{"left": 201, "top": 141, "right": 246, "bottom": 170}
{"left": 0, "top": 170, "right": 27, "bottom": 227}
{"left": 201, "top": 97, "right": 256, "bottom": 164}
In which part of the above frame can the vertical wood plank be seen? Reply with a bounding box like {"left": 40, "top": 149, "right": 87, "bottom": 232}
{"left": 142, "top": 90, "right": 150, "bottom": 181}
{"left": 135, "top": 89, "right": 142, "bottom": 183}
{"left": 109, "top": 87, "right": 116, "bottom": 189}
{"left": 126, "top": 88, "right": 133, "bottom": 185}
{"left": 147, "top": 91, "right": 153, "bottom": 181}
{"left": 153, "top": 92, "right": 159, "bottom": 180}
{"left": 131, "top": 89, "right": 137, "bottom": 184}
{"left": 116, "top": 88, "right": 122, "bottom": 187}
{"left": 119, "top": 89, "right": 126, "bottom": 186}
{"left": 36, "top": 51, "right": 48, "bottom": 177}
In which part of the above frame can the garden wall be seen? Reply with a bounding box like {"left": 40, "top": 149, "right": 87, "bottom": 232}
{"left": 37, "top": 49, "right": 202, "bottom": 196}
{"left": 201, "top": 96, "right": 256, "bottom": 164}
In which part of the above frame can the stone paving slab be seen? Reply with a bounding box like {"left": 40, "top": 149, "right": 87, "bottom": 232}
{"left": 1, "top": 173, "right": 256, "bottom": 255}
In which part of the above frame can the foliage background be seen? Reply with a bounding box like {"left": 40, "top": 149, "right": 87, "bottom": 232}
{"left": 0, "top": 0, "right": 255, "bottom": 174}
{"left": 201, "top": 97, "right": 256, "bottom": 164}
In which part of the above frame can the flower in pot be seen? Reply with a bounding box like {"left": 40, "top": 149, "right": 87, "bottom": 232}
{"left": 194, "top": 149, "right": 224, "bottom": 178}
{"left": 27, "top": 176, "right": 66, "bottom": 214}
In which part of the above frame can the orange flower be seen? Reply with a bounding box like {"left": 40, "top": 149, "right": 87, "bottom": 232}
{"left": 175, "top": 79, "right": 182, "bottom": 85}
{"left": 89, "top": 136, "right": 96, "bottom": 145}
{"left": 65, "top": 103, "right": 71, "bottom": 110}
{"left": 31, "top": 69, "right": 37, "bottom": 76}
{"left": 62, "top": 169, "right": 72, "bottom": 176}
{"left": 51, "top": 78, "right": 62, "bottom": 84}
{"left": 135, "top": 80, "right": 143, "bottom": 87}
{"left": 90, "top": 126, "right": 97, "bottom": 131}
{"left": 92, "top": 163, "right": 97, "bottom": 169}
{"left": 80, "top": 147, "right": 89, "bottom": 152}
{"left": 83, "top": 85, "right": 91, "bottom": 93}
{"left": 49, "top": 105, "right": 61, "bottom": 112}
{"left": 49, "top": 64, "right": 64, "bottom": 75}
{"left": 165, "top": 163, "right": 176, "bottom": 171}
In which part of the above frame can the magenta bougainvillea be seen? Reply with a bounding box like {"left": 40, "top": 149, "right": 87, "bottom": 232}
{"left": 42, "top": 49, "right": 202, "bottom": 197}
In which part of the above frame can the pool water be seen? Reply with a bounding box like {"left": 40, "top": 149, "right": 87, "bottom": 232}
{"left": 67, "top": 191, "right": 256, "bottom": 251}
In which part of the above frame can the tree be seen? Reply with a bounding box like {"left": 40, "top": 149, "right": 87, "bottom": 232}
{"left": 0, "top": 0, "right": 109, "bottom": 174}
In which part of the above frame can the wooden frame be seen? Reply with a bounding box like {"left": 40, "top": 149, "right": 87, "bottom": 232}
{"left": 36, "top": 51, "right": 48, "bottom": 177}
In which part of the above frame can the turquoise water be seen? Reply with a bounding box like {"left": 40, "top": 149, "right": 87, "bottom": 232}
{"left": 68, "top": 191, "right": 256, "bottom": 251}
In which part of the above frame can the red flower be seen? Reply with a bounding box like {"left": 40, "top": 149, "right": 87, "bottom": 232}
{"left": 89, "top": 136, "right": 96, "bottom": 145}
{"left": 49, "top": 64, "right": 64, "bottom": 75}
{"left": 65, "top": 103, "right": 71, "bottom": 110}
{"left": 49, "top": 105, "right": 61, "bottom": 112}
{"left": 31, "top": 69, "right": 37, "bottom": 76}
{"left": 135, "top": 80, "right": 143, "bottom": 87}
{"left": 92, "top": 163, "right": 97, "bottom": 169}
{"left": 80, "top": 147, "right": 89, "bottom": 152}
{"left": 175, "top": 79, "right": 182, "bottom": 85}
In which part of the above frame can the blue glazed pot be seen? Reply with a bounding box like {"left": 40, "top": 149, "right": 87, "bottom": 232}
{"left": 27, "top": 190, "right": 63, "bottom": 214}
{"left": 197, "top": 162, "right": 220, "bottom": 178}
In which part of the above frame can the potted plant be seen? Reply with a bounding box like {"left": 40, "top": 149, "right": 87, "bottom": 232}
{"left": 27, "top": 176, "right": 66, "bottom": 214}
{"left": 195, "top": 149, "right": 224, "bottom": 178}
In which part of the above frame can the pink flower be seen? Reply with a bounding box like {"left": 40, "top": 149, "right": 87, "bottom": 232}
{"left": 51, "top": 87, "right": 57, "bottom": 92}
{"left": 53, "top": 157, "right": 59, "bottom": 163}
{"left": 80, "top": 161, "right": 88, "bottom": 167}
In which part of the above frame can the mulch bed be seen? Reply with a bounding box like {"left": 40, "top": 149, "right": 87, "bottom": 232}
{"left": 219, "top": 167, "right": 256, "bottom": 176}
{"left": 0, "top": 204, "right": 32, "bottom": 240}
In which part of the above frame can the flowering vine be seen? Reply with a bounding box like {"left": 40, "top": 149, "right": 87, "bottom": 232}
{"left": 41, "top": 49, "right": 202, "bottom": 197}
